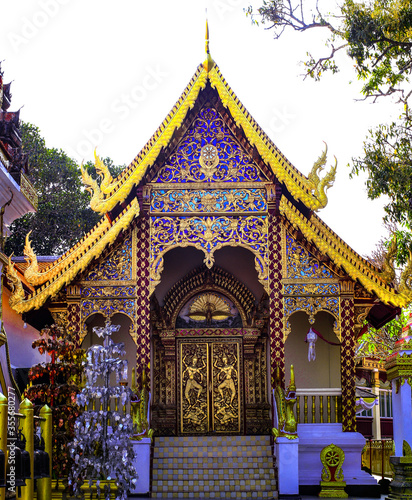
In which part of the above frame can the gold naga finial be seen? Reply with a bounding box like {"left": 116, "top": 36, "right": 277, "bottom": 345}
{"left": 23, "top": 231, "right": 39, "bottom": 285}
{"left": 378, "top": 235, "right": 397, "bottom": 284}
{"left": 399, "top": 249, "right": 412, "bottom": 299}
{"left": 203, "top": 15, "right": 215, "bottom": 72}
{"left": 81, "top": 152, "right": 116, "bottom": 212}
{"left": 94, "top": 150, "right": 114, "bottom": 194}
{"left": 307, "top": 142, "right": 337, "bottom": 211}
{"left": 6, "top": 254, "right": 25, "bottom": 310}
{"left": 80, "top": 159, "right": 104, "bottom": 213}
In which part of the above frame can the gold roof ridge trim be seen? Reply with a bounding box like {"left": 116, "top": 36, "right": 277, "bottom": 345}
{"left": 9, "top": 198, "right": 140, "bottom": 314}
{"left": 280, "top": 196, "right": 410, "bottom": 307}
{"left": 84, "top": 65, "right": 208, "bottom": 214}
{"left": 208, "top": 65, "right": 333, "bottom": 211}
{"left": 23, "top": 214, "right": 112, "bottom": 286}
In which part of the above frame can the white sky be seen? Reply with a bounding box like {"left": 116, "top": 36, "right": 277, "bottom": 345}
{"left": 1, "top": 0, "right": 397, "bottom": 257}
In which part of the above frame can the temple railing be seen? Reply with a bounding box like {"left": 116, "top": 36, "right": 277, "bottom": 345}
{"left": 295, "top": 388, "right": 342, "bottom": 424}
{"left": 362, "top": 439, "right": 394, "bottom": 479}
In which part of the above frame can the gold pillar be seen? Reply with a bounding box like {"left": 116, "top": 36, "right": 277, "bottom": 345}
{"left": 371, "top": 369, "right": 381, "bottom": 440}
{"left": 0, "top": 393, "right": 6, "bottom": 500}
{"left": 19, "top": 399, "right": 34, "bottom": 500}
{"left": 37, "top": 405, "right": 52, "bottom": 500}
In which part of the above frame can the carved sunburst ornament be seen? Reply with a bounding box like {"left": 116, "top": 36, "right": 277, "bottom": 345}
{"left": 199, "top": 144, "right": 219, "bottom": 179}
{"left": 188, "top": 293, "right": 231, "bottom": 322}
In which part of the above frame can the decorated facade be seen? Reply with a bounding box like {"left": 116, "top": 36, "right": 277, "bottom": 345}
{"left": 6, "top": 35, "right": 412, "bottom": 496}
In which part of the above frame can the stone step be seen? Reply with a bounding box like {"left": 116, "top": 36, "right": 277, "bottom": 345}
{"left": 156, "top": 435, "right": 271, "bottom": 447}
{"left": 151, "top": 435, "right": 277, "bottom": 500}
{"left": 153, "top": 467, "right": 276, "bottom": 481}
{"left": 152, "top": 478, "right": 277, "bottom": 494}
{"left": 153, "top": 447, "right": 272, "bottom": 459}
{"left": 153, "top": 455, "right": 274, "bottom": 469}
{"left": 152, "top": 491, "right": 276, "bottom": 499}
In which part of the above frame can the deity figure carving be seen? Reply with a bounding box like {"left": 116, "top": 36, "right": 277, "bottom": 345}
{"left": 182, "top": 355, "right": 205, "bottom": 406}
{"left": 215, "top": 355, "right": 237, "bottom": 405}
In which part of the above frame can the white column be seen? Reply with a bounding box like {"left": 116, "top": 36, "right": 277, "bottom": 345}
{"left": 391, "top": 371, "right": 412, "bottom": 456}
{"left": 275, "top": 437, "right": 300, "bottom": 496}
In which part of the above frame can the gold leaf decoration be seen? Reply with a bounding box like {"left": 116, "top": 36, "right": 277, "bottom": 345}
{"left": 188, "top": 293, "right": 232, "bottom": 322}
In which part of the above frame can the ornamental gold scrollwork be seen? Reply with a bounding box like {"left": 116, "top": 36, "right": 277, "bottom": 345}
{"left": 84, "top": 236, "right": 132, "bottom": 281}
{"left": 150, "top": 188, "right": 267, "bottom": 214}
{"left": 80, "top": 298, "right": 136, "bottom": 341}
{"left": 81, "top": 286, "right": 136, "bottom": 298}
{"left": 149, "top": 215, "right": 268, "bottom": 295}
{"left": 286, "top": 233, "right": 335, "bottom": 279}
{"left": 152, "top": 107, "right": 266, "bottom": 184}
{"left": 284, "top": 283, "right": 339, "bottom": 296}
{"left": 284, "top": 296, "right": 340, "bottom": 340}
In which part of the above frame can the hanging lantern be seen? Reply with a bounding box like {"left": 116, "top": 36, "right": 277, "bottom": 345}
{"left": 306, "top": 327, "right": 318, "bottom": 362}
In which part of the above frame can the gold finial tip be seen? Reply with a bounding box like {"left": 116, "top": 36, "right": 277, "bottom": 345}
{"left": 203, "top": 16, "right": 214, "bottom": 72}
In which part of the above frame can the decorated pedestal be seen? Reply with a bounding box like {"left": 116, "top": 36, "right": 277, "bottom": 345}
{"left": 298, "top": 423, "right": 380, "bottom": 497}
{"left": 385, "top": 314, "right": 412, "bottom": 500}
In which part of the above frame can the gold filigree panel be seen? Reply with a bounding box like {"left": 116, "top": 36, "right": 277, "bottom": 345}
{"left": 83, "top": 235, "right": 133, "bottom": 282}
{"left": 283, "top": 295, "right": 341, "bottom": 341}
{"left": 178, "top": 339, "right": 243, "bottom": 435}
{"left": 152, "top": 107, "right": 268, "bottom": 184}
{"left": 150, "top": 215, "right": 268, "bottom": 295}
{"left": 285, "top": 231, "right": 336, "bottom": 279}
{"left": 150, "top": 188, "right": 267, "bottom": 214}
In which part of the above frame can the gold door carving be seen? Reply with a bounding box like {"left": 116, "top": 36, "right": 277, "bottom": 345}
{"left": 178, "top": 338, "right": 243, "bottom": 435}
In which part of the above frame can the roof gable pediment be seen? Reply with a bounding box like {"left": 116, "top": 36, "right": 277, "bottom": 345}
{"left": 149, "top": 105, "right": 269, "bottom": 185}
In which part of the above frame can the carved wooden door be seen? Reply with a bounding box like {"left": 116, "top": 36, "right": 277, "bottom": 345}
{"left": 178, "top": 338, "right": 243, "bottom": 435}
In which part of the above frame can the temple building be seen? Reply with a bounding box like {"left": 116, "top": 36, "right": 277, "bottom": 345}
{"left": 0, "top": 62, "right": 39, "bottom": 397}
{"left": 6, "top": 35, "right": 411, "bottom": 498}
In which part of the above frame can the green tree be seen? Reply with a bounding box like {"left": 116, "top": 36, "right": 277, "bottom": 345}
{"left": 5, "top": 124, "right": 124, "bottom": 256}
{"left": 356, "top": 308, "right": 410, "bottom": 360}
{"left": 247, "top": 0, "right": 412, "bottom": 263}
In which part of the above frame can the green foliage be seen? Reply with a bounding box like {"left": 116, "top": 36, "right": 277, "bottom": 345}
{"left": 356, "top": 308, "right": 410, "bottom": 359}
{"left": 248, "top": 0, "right": 412, "bottom": 259}
{"left": 4, "top": 124, "right": 124, "bottom": 256}
{"left": 350, "top": 111, "right": 412, "bottom": 226}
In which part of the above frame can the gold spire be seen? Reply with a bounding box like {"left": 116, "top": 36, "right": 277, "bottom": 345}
{"left": 203, "top": 17, "right": 214, "bottom": 72}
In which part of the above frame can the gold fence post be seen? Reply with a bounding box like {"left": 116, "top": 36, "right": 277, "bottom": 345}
{"left": 0, "top": 393, "right": 7, "bottom": 500}
{"left": 37, "top": 405, "right": 52, "bottom": 500}
{"left": 327, "top": 396, "right": 331, "bottom": 423}
{"left": 19, "top": 399, "right": 33, "bottom": 500}
{"left": 319, "top": 395, "right": 324, "bottom": 423}
{"left": 312, "top": 395, "right": 316, "bottom": 423}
